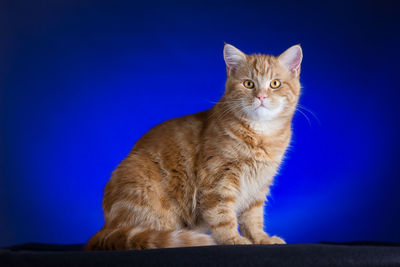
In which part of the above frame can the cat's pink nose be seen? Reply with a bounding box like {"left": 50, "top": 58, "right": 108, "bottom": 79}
{"left": 257, "top": 94, "right": 267, "bottom": 102}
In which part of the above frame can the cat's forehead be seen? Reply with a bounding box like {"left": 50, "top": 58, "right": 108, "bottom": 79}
{"left": 245, "top": 54, "right": 282, "bottom": 77}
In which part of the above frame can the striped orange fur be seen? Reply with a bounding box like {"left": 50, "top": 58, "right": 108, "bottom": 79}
{"left": 86, "top": 43, "right": 303, "bottom": 250}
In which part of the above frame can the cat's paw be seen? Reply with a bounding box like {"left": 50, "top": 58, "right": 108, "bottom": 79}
{"left": 220, "top": 236, "right": 252, "bottom": 245}
{"left": 253, "top": 234, "right": 286, "bottom": 245}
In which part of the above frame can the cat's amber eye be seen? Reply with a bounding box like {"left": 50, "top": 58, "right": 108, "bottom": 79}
{"left": 270, "top": 79, "right": 281, "bottom": 89}
{"left": 243, "top": 80, "right": 255, "bottom": 89}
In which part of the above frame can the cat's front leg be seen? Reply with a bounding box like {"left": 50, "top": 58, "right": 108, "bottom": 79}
{"left": 201, "top": 191, "right": 251, "bottom": 245}
{"left": 238, "top": 199, "right": 285, "bottom": 245}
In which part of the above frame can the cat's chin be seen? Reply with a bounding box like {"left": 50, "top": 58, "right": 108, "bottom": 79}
{"left": 246, "top": 106, "right": 281, "bottom": 122}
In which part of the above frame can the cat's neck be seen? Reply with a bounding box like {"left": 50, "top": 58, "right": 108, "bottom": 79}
{"left": 212, "top": 103, "right": 291, "bottom": 137}
{"left": 242, "top": 117, "right": 291, "bottom": 137}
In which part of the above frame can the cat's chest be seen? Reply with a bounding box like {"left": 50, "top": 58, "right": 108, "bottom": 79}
{"left": 234, "top": 162, "right": 276, "bottom": 214}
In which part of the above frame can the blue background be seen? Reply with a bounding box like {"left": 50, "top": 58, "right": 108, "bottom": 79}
{"left": 1, "top": 0, "right": 400, "bottom": 246}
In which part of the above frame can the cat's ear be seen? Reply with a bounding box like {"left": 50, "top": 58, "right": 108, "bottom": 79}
{"left": 224, "top": 43, "right": 246, "bottom": 76}
{"left": 278, "top": 45, "right": 303, "bottom": 77}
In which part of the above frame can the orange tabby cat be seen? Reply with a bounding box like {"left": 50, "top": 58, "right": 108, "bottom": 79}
{"left": 86, "top": 43, "right": 303, "bottom": 250}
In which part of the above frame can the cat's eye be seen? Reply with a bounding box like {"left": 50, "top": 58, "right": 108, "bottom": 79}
{"left": 243, "top": 80, "right": 255, "bottom": 89}
{"left": 270, "top": 79, "right": 281, "bottom": 89}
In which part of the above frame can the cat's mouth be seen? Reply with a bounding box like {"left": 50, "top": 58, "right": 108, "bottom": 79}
{"left": 255, "top": 99, "right": 273, "bottom": 110}
{"left": 256, "top": 104, "right": 269, "bottom": 110}
{"left": 255, "top": 99, "right": 284, "bottom": 111}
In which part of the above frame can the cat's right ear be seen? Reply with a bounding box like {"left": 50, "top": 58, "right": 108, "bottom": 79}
{"left": 224, "top": 43, "right": 246, "bottom": 76}
{"left": 278, "top": 45, "right": 303, "bottom": 77}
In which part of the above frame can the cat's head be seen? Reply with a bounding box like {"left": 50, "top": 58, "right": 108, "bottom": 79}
{"left": 222, "top": 43, "right": 302, "bottom": 122}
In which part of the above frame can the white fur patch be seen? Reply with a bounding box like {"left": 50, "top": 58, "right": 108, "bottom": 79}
{"left": 247, "top": 118, "right": 287, "bottom": 136}
{"left": 243, "top": 97, "right": 286, "bottom": 125}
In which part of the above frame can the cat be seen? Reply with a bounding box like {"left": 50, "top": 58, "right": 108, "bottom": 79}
{"left": 86, "top": 43, "right": 303, "bottom": 250}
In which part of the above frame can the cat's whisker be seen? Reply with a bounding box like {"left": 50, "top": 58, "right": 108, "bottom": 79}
{"left": 213, "top": 104, "right": 241, "bottom": 122}
{"left": 207, "top": 99, "right": 243, "bottom": 105}
{"left": 297, "top": 104, "right": 321, "bottom": 125}
{"left": 217, "top": 107, "right": 241, "bottom": 122}
{"left": 208, "top": 101, "right": 244, "bottom": 122}
{"left": 296, "top": 108, "right": 312, "bottom": 126}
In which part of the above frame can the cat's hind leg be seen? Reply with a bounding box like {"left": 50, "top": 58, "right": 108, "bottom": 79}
{"left": 87, "top": 185, "right": 214, "bottom": 250}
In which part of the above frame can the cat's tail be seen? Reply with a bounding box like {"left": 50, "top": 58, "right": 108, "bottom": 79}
{"left": 85, "top": 227, "right": 215, "bottom": 250}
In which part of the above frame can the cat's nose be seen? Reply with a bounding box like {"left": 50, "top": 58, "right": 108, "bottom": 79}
{"left": 256, "top": 94, "right": 267, "bottom": 102}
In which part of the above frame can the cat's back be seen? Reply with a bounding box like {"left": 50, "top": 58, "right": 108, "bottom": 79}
{"left": 132, "top": 110, "right": 211, "bottom": 153}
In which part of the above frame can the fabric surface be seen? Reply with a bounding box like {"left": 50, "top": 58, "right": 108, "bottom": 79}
{"left": 1, "top": 242, "right": 400, "bottom": 267}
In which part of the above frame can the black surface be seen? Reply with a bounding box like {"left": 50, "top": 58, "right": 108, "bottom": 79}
{"left": 1, "top": 242, "right": 400, "bottom": 267}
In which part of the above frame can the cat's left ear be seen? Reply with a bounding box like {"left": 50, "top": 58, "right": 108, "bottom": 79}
{"left": 224, "top": 43, "right": 246, "bottom": 76}
{"left": 278, "top": 45, "right": 303, "bottom": 77}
